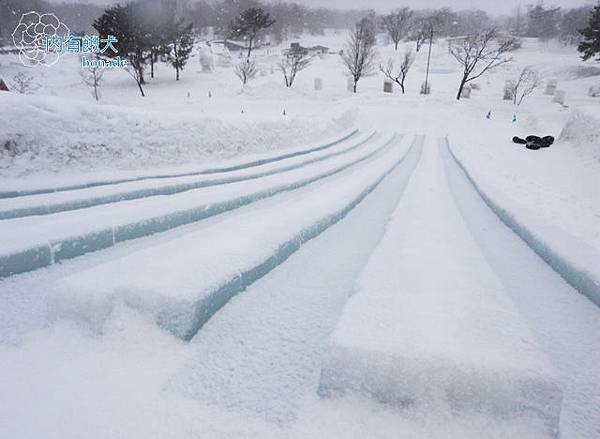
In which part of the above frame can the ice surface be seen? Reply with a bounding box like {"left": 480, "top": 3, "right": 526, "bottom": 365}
{"left": 0, "top": 132, "right": 387, "bottom": 278}
{"left": 49, "top": 134, "right": 415, "bottom": 340}
{"left": 445, "top": 137, "right": 600, "bottom": 307}
{"left": 319, "top": 139, "right": 562, "bottom": 437}
{"left": 169, "top": 135, "right": 422, "bottom": 422}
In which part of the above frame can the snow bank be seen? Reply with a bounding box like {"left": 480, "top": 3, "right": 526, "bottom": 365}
{"left": 0, "top": 132, "right": 384, "bottom": 278}
{"left": 0, "top": 93, "right": 356, "bottom": 178}
{"left": 48, "top": 134, "right": 417, "bottom": 341}
{"left": 319, "top": 139, "right": 562, "bottom": 437}
{"left": 559, "top": 110, "right": 600, "bottom": 163}
{"left": 0, "top": 127, "right": 361, "bottom": 199}
{"left": 446, "top": 138, "right": 600, "bottom": 307}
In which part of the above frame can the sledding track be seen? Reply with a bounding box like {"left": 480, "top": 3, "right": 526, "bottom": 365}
{"left": 1, "top": 131, "right": 599, "bottom": 438}
{"left": 0, "top": 130, "right": 389, "bottom": 278}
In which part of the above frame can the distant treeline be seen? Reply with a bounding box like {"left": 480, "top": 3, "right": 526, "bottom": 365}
{"left": 0, "top": 0, "right": 594, "bottom": 47}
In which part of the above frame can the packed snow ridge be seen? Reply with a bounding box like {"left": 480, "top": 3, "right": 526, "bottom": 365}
{"left": 319, "top": 139, "right": 563, "bottom": 437}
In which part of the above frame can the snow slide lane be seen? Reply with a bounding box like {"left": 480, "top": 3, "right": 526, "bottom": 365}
{"left": 441, "top": 139, "right": 600, "bottom": 439}
{"left": 0, "top": 131, "right": 376, "bottom": 220}
{"left": 0, "top": 132, "right": 389, "bottom": 279}
{"left": 319, "top": 138, "right": 563, "bottom": 438}
{"left": 49, "top": 134, "right": 422, "bottom": 341}
{"left": 445, "top": 138, "right": 600, "bottom": 307}
{"left": 168, "top": 134, "right": 423, "bottom": 424}
{"left": 0, "top": 129, "right": 358, "bottom": 199}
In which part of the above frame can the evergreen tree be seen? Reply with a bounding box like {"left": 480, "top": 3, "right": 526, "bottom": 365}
{"left": 93, "top": 3, "right": 152, "bottom": 96}
{"left": 228, "top": 7, "right": 275, "bottom": 58}
{"left": 527, "top": 5, "right": 561, "bottom": 40}
{"left": 166, "top": 23, "right": 194, "bottom": 80}
{"left": 578, "top": 4, "right": 600, "bottom": 61}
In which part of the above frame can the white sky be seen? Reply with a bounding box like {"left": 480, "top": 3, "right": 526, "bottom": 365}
{"left": 285, "top": 0, "right": 592, "bottom": 15}
{"left": 49, "top": 0, "right": 593, "bottom": 16}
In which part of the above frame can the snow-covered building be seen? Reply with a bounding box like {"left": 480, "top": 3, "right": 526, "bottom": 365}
{"left": 285, "top": 42, "right": 330, "bottom": 57}
{"left": 208, "top": 39, "right": 252, "bottom": 54}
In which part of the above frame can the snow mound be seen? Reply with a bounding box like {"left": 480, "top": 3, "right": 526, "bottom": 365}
{"left": 319, "top": 139, "right": 562, "bottom": 437}
{"left": 0, "top": 93, "right": 355, "bottom": 177}
{"left": 559, "top": 110, "right": 600, "bottom": 162}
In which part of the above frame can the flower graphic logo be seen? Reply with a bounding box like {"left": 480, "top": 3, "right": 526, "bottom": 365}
{"left": 11, "top": 11, "right": 71, "bottom": 67}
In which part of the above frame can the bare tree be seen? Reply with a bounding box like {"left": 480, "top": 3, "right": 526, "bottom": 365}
{"left": 409, "top": 18, "right": 430, "bottom": 52}
{"left": 414, "top": 29, "right": 427, "bottom": 52}
{"left": 449, "top": 29, "right": 515, "bottom": 100}
{"left": 10, "top": 72, "right": 39, "bottom": 94}
{"left": 341, "top": 19, "right": 377, "bottom": 93}
{"left": 234, "top": 58, "right": 257, "bottom": 86}
{"left": 511, "top": 66, "right": 542, "bottom": 105}
{"left": 381, "top": 8, "right": 413, "bottom": 51}
{"left": 80, "top": 56, "right": 104, "bottom": 101}
{"left": 379, "top": 49, "right": 414, "bottom": 94}
{"left": 279, "top": 50, "right": 311, "bottom": 88}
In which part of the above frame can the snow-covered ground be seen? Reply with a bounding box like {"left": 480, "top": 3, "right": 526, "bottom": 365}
{"left": 1, "top": 31, "right": 599, "bottom": 439}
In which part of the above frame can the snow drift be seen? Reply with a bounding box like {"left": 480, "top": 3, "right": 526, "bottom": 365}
{"left": 0, "top": 93, "right": 356, "bottom": 177}
{"left": 559, "top": 110, "right": 600, "bottom": 163}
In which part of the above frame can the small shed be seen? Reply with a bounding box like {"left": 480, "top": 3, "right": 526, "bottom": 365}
{"left": 308, "top": 45, "right": 329, "bottom": 56}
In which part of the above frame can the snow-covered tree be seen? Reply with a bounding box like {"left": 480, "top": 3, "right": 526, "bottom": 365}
{"left": 234, "top": 58, "right": 257, "bottom": 86}
{"left": 510, "top": 66, "right": 541, "bottom": 105}
{"left": 379, "top": 49, "right": 414, "bottom": 94}
{"left": 449, "top": 29, "right": 515, "bottom": 100}
{"left": 94, "top": 3, "right": 152, "bottom": 96}
{"left": 228, "top": 7, "right": 275, "bottom": 59}
{"left": 10, "top": 72, "right": 39, "bottom": 94}
{"left": 79, "top": 56, "right": 104, "bottom": 101}
{"left": 381, "top": 8, "right": 413, "bottom": 51}
{"left": 578, "top": 4, "right": 600, "bottom": 61}
{"left": 341, "top": 18, "right": 377, "bottom": 93}
{"left": 560, "top": 7, "right": 592, "bottom": 46}
{"left": 527, "top": 4, "right": 561, "bottom": 41}
{"left": 166, "top": 23, "right": 194, "bottom": 81}
{"left": 278, "top": 49, "right": 311, "bottom": 88}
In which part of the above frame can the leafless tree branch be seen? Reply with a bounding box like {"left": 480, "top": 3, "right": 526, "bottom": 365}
{"left": 278, "top": 50, "right": 311, "bottom": 87}
{"left": 341, "top": 18, "right": 377, "bottom": 93}
{"left": 379, "top": 49, "right": 414, "bottom": 94}
{"left": 381, "top": 8, "right": 413, "bottom": 51}
{"left": 511, "top": 66, "right": 542, "bottom": 105}
{"left": 449, "top": 29, "right": 516, "bottom": 100}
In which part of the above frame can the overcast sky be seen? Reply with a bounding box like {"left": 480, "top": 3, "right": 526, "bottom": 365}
{"left": 49, "top": 0, "right": 593, "bottom": 16}
{"left": 285, "top": 0, "right": 591, "bottom": 15}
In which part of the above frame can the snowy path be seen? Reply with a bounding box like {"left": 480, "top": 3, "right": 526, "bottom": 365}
{"left": 0, "top": 131, "right": 598, "bottom": 439}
